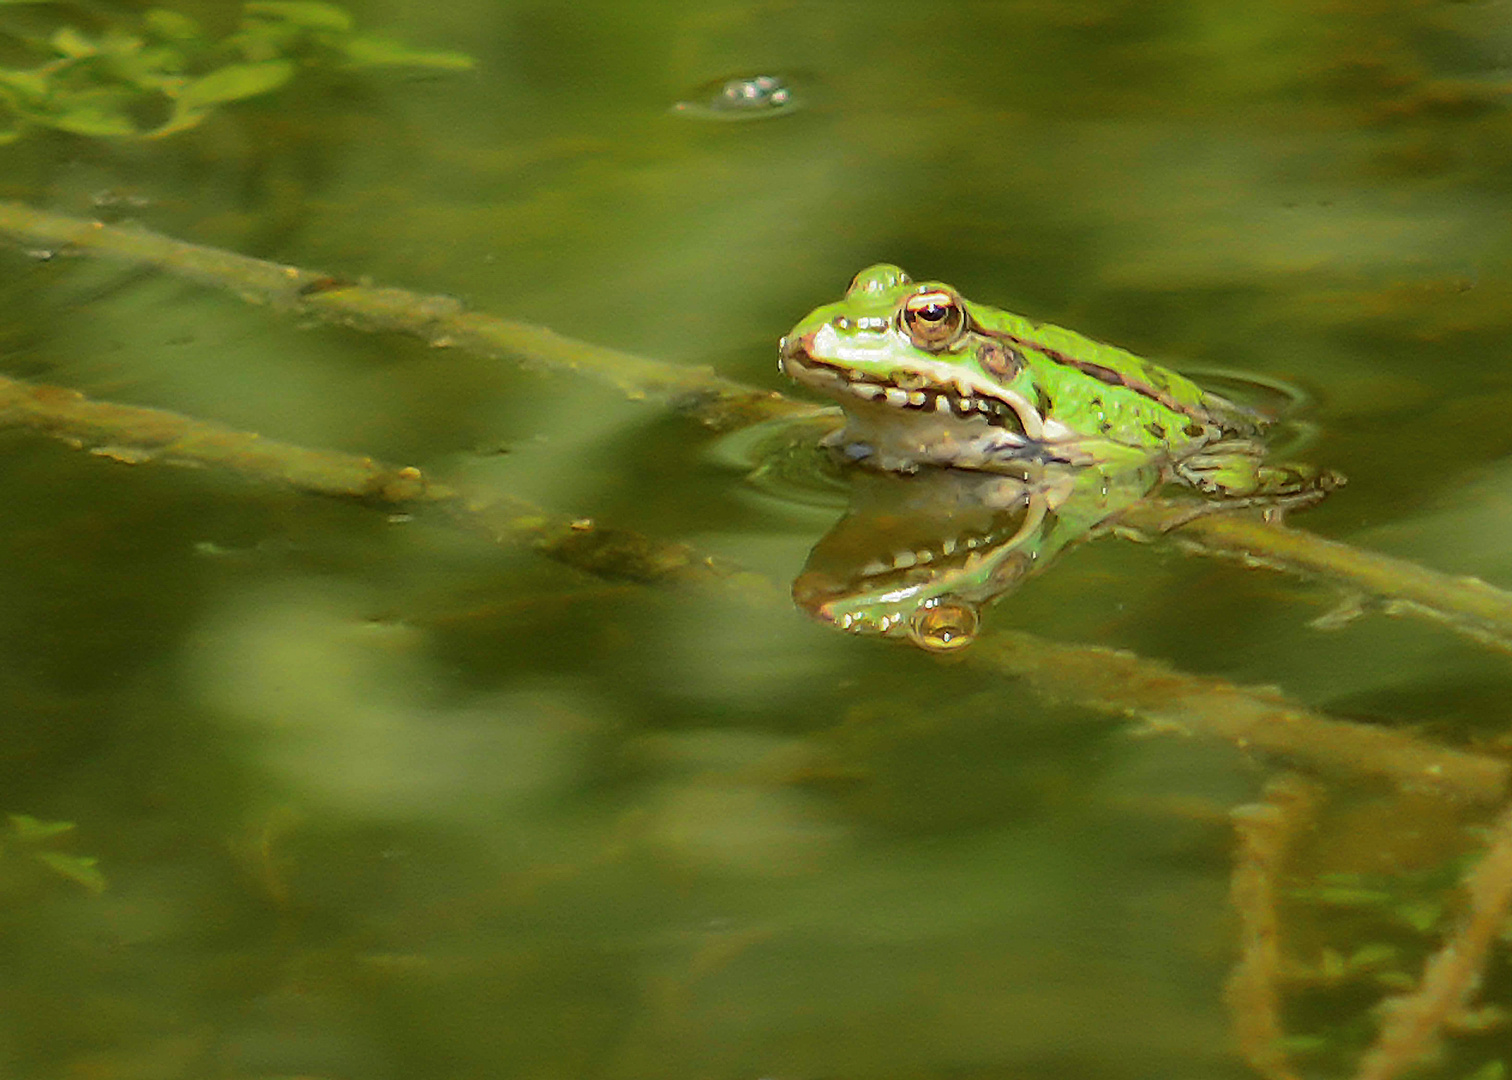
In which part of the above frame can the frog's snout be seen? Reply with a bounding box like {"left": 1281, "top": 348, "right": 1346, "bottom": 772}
{"left": 777, "top": 330, "right": 813, "bottom": 375}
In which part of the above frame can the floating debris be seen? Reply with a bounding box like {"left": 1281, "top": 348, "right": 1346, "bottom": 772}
{"left": 671, "top": 73, "right": 802, "bottom": 121}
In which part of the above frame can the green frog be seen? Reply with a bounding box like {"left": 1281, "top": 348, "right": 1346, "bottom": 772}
{"left": 779, "top": 264, "right": 1340, "bottom": 498}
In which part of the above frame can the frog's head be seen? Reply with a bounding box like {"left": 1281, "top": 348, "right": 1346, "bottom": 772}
{"left": 780, "top": 264, "right": 1044, "bottom": 443}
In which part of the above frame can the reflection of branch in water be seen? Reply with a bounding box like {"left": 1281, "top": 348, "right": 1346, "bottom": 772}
{"left": 2, "top": 369, "right": 1502, "bottom": 805}
{"left": 5, "top": 201, "right": 1512, "bottom": 653}
{"left": 969, "top": 632, "right": 1508, "bottom": 804}
{"left": 1353, "top": 799, "right": 1512, "bottom": 1080}
{"left": 1226, "top": 775, "right": 1321, "bottom": 1080}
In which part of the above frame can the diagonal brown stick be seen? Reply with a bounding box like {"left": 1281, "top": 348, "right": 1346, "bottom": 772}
{"left": 0, "top": 373, "right": 739, "bottom": 586}
{"left": 0, "top": 200, "right": 812, "bottom": 432}
{"left": 1226, "top": 775, "right": 1323, "bottom": 1080}
{"left": 969, "top": 632, "right": 1509, "bottom": 804}
{"left": 1353, "top": 797, "right": 1512, "bottom": 1080}
{"left": 1124, "top": 501, "right": 1512, "bottom": 654}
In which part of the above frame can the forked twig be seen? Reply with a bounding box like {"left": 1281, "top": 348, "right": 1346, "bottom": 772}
{"left": 1353, "top": 798, "right": 1512, "bottom": 1080}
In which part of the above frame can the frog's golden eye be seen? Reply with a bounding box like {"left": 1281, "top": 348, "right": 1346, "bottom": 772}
{"left": 908, "top": 600, "right": 979, "bottom": 652}
{"left": 901, "top": 289, "right": 966, "bottom": 351}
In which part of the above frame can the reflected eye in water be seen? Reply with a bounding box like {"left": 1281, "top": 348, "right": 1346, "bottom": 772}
{"left": 908, "top": 600, "right": 979, "bottom": 652}
{"left": 670, "top": 74, "right": 803, "bottom": 121}
{"left": 901, "top": 289, "right": 966, "bottom": 351}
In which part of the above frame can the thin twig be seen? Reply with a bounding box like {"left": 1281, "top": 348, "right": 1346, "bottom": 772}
{"left": 1353, "top": 798, "right": 1512, "bottom": 1080}
{"left": 1227, "top": 775, "right": 1323, "bottom": 1080}
{"left": 1126, "top": 501, "right": 1512, "bottom": 654}
{"left": 0, "top": 371, "right": 741, "bottom": 587}
{"left": 969, "top": 632, "right": 1509, "bottom": 804}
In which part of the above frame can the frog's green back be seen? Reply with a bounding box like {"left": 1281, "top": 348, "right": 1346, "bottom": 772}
{"left": 969, "top": 302, "right": 1260, "bottom": 436}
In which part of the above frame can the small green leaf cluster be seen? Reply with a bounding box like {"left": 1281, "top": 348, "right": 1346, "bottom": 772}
{"left": 1285, "top": 859, "right": 1510, "bottom": 1078}
{"left": 3, "top": 812, "right": 105, "bottom": 892}
{"left": 0, "top": 1, "right": 475, "bottom": 143}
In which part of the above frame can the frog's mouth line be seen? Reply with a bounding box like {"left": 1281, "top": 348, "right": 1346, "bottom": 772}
{"left": 781, "top": 338, "right": 1043, "bottom": 439}
{"left": 847, "top": 519, "right": 1026, "bottom": 587}
{"left": 801, "top": 497, "right": 1048, "bottom": 637}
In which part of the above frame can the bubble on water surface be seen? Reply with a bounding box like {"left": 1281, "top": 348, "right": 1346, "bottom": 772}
{"left": 671, "top": 73, "right": 804, "bottom": 121}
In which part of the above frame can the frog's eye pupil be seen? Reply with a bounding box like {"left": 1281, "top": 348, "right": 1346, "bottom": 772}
{"left": 908, "top": 601, "right": 979, "bottom": 652}
{"left": 901, "top": 289, "right": 965, "bottom": 350}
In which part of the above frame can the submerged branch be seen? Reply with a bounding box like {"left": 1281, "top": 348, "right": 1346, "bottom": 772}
{"left": 5, "top": 202, "right": 1512, "bottom": 654}
{"left": 1126, "top": 502, "right": 1512, "bottom": 654}
{"left": 970, "top": 632, "right": 1509, "bottom": 804}
{"left": 0, "top": 200, "right": 811, "bottom": 432}
{"left": 1, "top": 369, "right": 1503, "bottom": 805}
{"left": 1226, "top": 775, "right": 1322, "bottom": 1080}
{"left": 0, "top": 372, "right": 744, "bottom": 588}
{"left": 1353, "top": 798, "right": 1512, "bottom": 1080}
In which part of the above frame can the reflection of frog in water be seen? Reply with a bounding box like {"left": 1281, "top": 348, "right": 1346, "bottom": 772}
{"left": 780, "top": 265, "right": 1344, "bottom": 649}
{"left": 780, "top": 264, "right": 1341, "bottom": 499}
{"left": 791, "top": 463, "right": 1161, "bottom": 651}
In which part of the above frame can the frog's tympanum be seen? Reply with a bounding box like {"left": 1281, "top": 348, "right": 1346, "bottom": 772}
{"left": 780, "top": 264, "right": 1341, "bottom": 498}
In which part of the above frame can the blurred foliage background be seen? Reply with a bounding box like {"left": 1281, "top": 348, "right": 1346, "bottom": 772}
{"left": 6, "top": 1, "right": 1512, "bottom": 1077}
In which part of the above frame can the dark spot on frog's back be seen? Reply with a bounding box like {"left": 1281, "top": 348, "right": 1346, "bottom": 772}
{"left": 1145, "top": 421, "right": 1167, "bottom": 440}
{"left": 1081, "top": 362, "right": 1125, "bottom": 387}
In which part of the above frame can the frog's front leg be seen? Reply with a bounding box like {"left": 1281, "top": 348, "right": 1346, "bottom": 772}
{"left": 1174, "top": 439, "right": 1345, "bottom": 500}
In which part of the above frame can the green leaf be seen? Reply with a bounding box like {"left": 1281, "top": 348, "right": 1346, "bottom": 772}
{"left": 1394, "top": 898, "right": 1445, "bottom": 933}
{"left": 145, "top": 105, "right": 208, "bottom": 138}
{"left": 50, "top": 26, "right": 97, "bottom": 59}
{"left": 1291, "top": 885, "right": 1395, "bottom": 907}
{"left": 244, "top": 1, "right": 354, "bottom": 33}
{"left": 144, "top": 9, "right": 201, "bottom": 41}
{"left": 9, "top": 814, "right": 76, "bottom": 841}
{"left": 0, "top": 68, "right": 53, "bottom": 101}
{"left": 174, "top": 58, "right": 294, "bottom": 110}
{"left": 1276, "top": 1034, "right": 1331, "bottom": 1053}
{"left": 339, "top": 36, "right": 474, "bottom": 70}
{"left": 34, "top": 851, "right": 106, "bottom": 892}
{"left": 1348, "top": 942, "right": 1399, "bottom": 969}
{"left": 1464, "top": 1061, "right": 1506, "bottom": 1080}
{"left": 41, "top": 97, "right": 137, "bottom": 136}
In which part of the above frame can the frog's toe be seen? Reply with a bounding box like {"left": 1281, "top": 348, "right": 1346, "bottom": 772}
{"left": 1175, "top": 456, "right": 1344, "bottom": 500}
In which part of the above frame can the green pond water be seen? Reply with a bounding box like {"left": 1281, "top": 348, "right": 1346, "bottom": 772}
{"left": 5, "top": 1, "right": 1512, "bottom": 1077}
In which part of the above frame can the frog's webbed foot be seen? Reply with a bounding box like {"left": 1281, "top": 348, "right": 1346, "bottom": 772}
{"left": 1173, "top": 440, "right": 1345, "bottom": 503}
